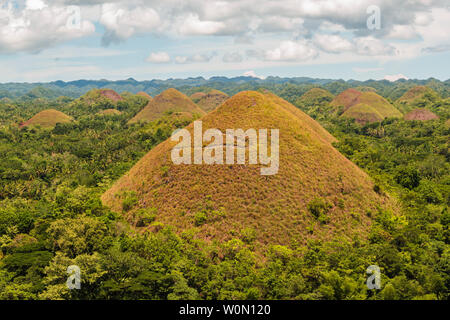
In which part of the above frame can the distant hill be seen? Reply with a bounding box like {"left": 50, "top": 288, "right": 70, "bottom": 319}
{"left": 102, "top": 90, "right": 394, "bottom": 250}
{"left": 136, "top": 92, "right": 153, "bottom": 100}
{"left": 396, "top": 86, "right": 440, "bottom": 113}
{"left": 296, "top": 88, "right": 334, "bottom": 108}
{"left": 20, "top": 109, "right": 72, "bottom": 128}
{"left": 193, "top": 89, "right": 229, "bottom": 112}
{"left": 331, "top": 89, "right": 402, "bottom": 124}
{"left": 404, "top": 108, "right": 439, "bottom": 121}
{"left": 190, "top": 92, "right": 207, "bottom": 102}
{"left": 128, "top": 88, "right": 205, "bottom": 124}
{"left": 98, "top": 89, "right": 124, "bottom": 102}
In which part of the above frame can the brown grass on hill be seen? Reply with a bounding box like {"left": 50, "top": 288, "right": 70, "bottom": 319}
{"left": 397, "top": 86, "right": 432, "bottom": 103}
{"left": 190, "top": 92, "right": 207, "bottom": 102}
{"left": 102, "top": 91, "right": 396, "bottom": 252}
{"left": 128, "top": 88, "right": 206, "bottom": 124}
{"left": 19, "top": 109, "right": 72, "bottom": 128}
{"left": 136, "top": 92, "right": 153, "bottom": 100}
{"left": 331, "top": 89, "right": 402, "bottom": 124}
{"left": 194, "top": 90, "right": 229, "bottom": 112}
{"left": 329, "top": 88, "right": 362, "bottom": 112}
{"left": 99, "top": 89, "right": 124, "bottom": 102}
{"left": 404, "top": 108, "right": 439, "bottom": 121}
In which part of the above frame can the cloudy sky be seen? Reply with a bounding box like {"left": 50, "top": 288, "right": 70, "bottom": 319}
{"left": 0, "top": 0, "right": 449, "bottom": 82}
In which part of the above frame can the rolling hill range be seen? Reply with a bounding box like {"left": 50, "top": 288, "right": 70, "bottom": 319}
{"left": 331, "top": 89, "right": 402, "bottom": 124}
{"left": 19, "top": 109, "right": 72, "bottom": 128}
{"left": 128, "top": 88, "right": 206, "bottom": 124}
{"left": 193, "top": 89, "right": 229, "bottom": 112}
{"left": 102, "top": 91, "right": 394, "bottom": 250}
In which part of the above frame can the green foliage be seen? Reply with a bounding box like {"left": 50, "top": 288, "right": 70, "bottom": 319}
{"left": 395, "top": 167, "right": 421, "bottom": 190}
{"left": 308, "top": 198, "right": 332, "bottom": 223}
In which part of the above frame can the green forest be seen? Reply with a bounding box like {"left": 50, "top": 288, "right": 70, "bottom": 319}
{"left": 0, "top": 79, "right": 448, "bottom": 300}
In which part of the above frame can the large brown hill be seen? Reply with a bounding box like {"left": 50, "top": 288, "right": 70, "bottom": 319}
{"left": 102, "top": 91, "right": 394, "bottom": 249}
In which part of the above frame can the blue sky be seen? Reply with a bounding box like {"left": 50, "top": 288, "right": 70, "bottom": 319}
{"left": 0, "top": 0, "right": 449, "bottom": 82}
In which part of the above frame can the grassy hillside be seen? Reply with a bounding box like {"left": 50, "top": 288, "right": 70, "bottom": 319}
{"left": 396, "top": 86, "right": 441, "bottom": 113}
{"left": 297, "top": 88, "right": 334, "bottom": 107}
{"left": 404, "top": 108, "right": 439, "bottom": 121}
{"left": 102, "top": 91, "right": 395, "bottom": 251}
{"left": 329, "top": 88, "right": 362, "bottom": 112}
{"left": 194, "top": 89, "right": 229, "bottom": 112}
{"left": 331, "top": 89, "right": 402, "bottom": 124}
{"left": 19, "top": 109, "right": 73, "bottom": 128}
{"left": 136, "top": 92, "right": 153, "bottom": 100}
{"left": 128, "top": 88, "right": 206, "bottom": 124}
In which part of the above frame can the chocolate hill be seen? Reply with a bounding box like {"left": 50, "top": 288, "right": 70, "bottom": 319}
{"left": 297, "top": 88, "right": 334, "bottom": 107}
{"left": 331, "top": 89, "right": 402, "bottom": 124}
{"left": 136, "top": 92, "right": 153, "bottom": 101}
{"left": 194, "top": 89, "right": 229, "bottom": 112}
{"left": 20, "top": 109, "right": 72, "bottom": 129}
{"left": 128, "top": 88, "right": 206, "bottom": 124}
{"left": 404, "top": 108, "right": 439, "bottom": 121}
{"left": 396, "top": 86, "right": 440, "bottom": 113}
{"left": 102, "top": 91, "right": 394, "bottom": 249}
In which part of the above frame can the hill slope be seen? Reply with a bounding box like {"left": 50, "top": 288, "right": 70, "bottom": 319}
{"left": 128, "top": 88, "right": 206, "bottom": 124}
{"left": 20, "top": 109, "right": 72, "bottom": 128}
{"left": 329, "top": 88, "right": 362, "bottom": 112}
{"left": 102, "top": 91, "right": 394, "bottom": 249}
{"left": 396, "top": 86, "right": 440, "bottom": 113}
{"left": 136, "top": 92, "right": 153, "bottom": 100}
{"left": 404, "top": 108, "right": 439, "bottom": 121}
{"left": 194, "top": 89, "right": 229, "bottom": 112}
{"left": 331, "top": 89, "right": 402, "bottom": 124}
{"left": 297, "top": 88, "right": 334, "bottom": 107}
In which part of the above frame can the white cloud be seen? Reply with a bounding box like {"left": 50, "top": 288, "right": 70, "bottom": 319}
{"left": 384, "top": 74, "right": 408, "bottom": 81}
{"left": 100, "top": 3, "right": 161, "bottom": 45}
{"left": 26, "top": 0, "right": 48, "bottom": 11}
{"left": 313, "top": 34, "right": 354, "bottom": 53}
{"left": 264, "top": 40, "right": 318, "bottom": 61}
{"left": 178, "top": 14, "right": 226, "bottom": 36}
{"left": 385, "top": 25, "right": 418, "bottom": 40}
{"left": 146, "top": 52, "right": 171, "bottom": 63}
{"left": 0, "top": 2, "right": 95, "bottom": 53}
{"left": 354, "top": 37, "right": 397, "bottom": 56}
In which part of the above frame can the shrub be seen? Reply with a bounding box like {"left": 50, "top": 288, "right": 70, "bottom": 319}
{"left": 135, "top": 208, "right": 157, "bottom": 227}
{"left": 395, "top": 167, "right": 420, "bottom": 190}
{"left": 308, "top": 198, "right": 332, "bottom": 223}
{"left": 122, "top": 191, "right": 138, "bottom": 212}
